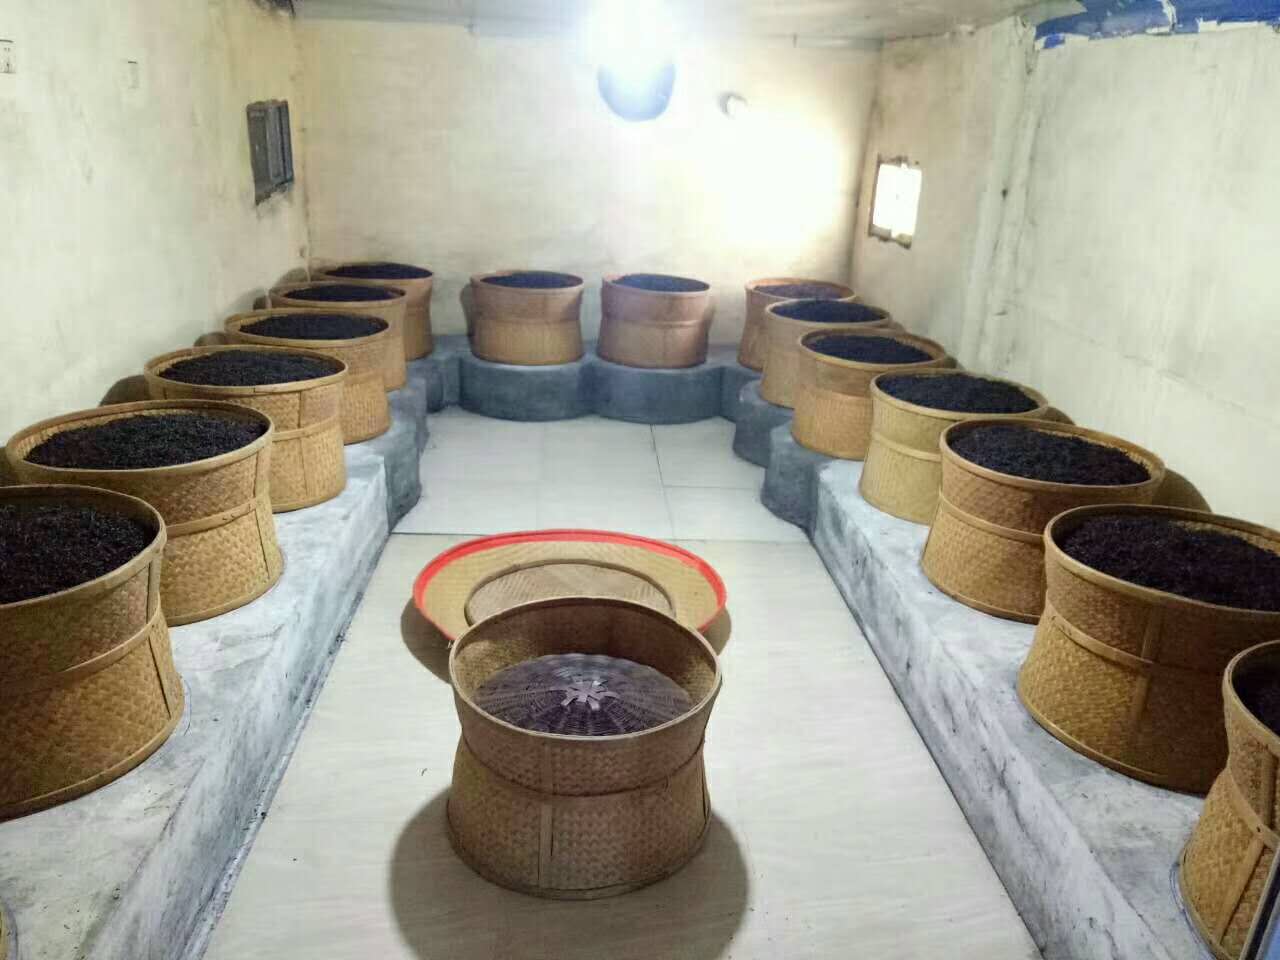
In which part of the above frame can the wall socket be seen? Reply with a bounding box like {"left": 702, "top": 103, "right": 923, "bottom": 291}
{"left": 0, "top": 40, "right": 15, "bottom": 75}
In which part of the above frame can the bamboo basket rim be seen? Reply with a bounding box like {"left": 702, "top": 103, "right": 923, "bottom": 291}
{"left": 869, "top": 369, "right": 1050, "bottom": 423}
{"left": 939, "top": 417, "right": 1166, "bottom": 496}
{"left": 1046, "top": 504, "right": 1280, "bottom": 621}
{"left": 144, "top": 344, "right": 349, "bottom": 398}
{"left": 449, "top": 597, "right": 722, "bottom": 745}
{"left": 766, "top": 298, "right": 891, "bottom": 326}
{"left": 272, "top": 279, "right": 408, "bottom": 307}
{"left": 745, "top": 276, "right": 855, "bottom": 301}
{"left": 464, "top": 558, "right": 676, "bottom": 624}
{"left": 1224, "top": 639, "right": 1280, "bottom": 761}
{"left": 225, "top": 308, "right": 392, "bottom": 349}
{"left": 602, "top": 273, "right": 712, "bottom": 300}
{"left": 797, "top": 329, "right": 948, "bottom": 373}
{"left": 472, "top": 270, "right": 585, "bottom": 294}
{"left": 317, "top": 260, "right": 435, "bottom": 280}
{"left": 6, "top": 399, "right": 275, "bottom": 480}
{"left": 0, "top": 484, "right": 166, "bottom": 611}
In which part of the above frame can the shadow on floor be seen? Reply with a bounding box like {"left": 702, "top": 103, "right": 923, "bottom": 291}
{"left": 400, "top": 599, "right": 451, "bottom": 683}
{"left": 389, "top": 789, "right": 749, "bottom": 960}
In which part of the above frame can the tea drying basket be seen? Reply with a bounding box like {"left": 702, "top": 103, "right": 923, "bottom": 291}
{"left": 471, "top": 271, "right": 585, "bottom": 366}
{"left": 271, "top": 280, "right": 408, "bottom": 390}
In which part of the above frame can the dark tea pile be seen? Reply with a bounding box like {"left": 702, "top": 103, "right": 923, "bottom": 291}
{"left": 484, "top": 271, "right": 581, "bottom": 289}
{"left": 284, "top": 284, "right": 397, "bottom": 302}
{"left": 326, "top": 262, "right": 431, "bottom": 280}
{"left": 243, "top": 313, "right": 386, "bottom": 341}
{"left": 26, "top": 414, "right": 267, "bottom": 470}
{"left": 878, "top": 373, "right": 1038, "bottom": 414}
{"left": 809, "top": 334, "right": 931, "bottom": 365}
{"left": 1060, "top": 515, "right": 1280, "bottom": 611}
{"left": 1236, "top": 668, "right": 1280, "bottom": 734}
{"left": 759, "top": 282, "right": 846, "bottom": 299}
{"left": 773, "top": 299, "right": 887, "bottom": 324}
{"left": 950, "top": 425, "right": 1150, "bottom": 485}
{"left": 0, "top": 503, "right": 152, "bottom": 604}
{"left": 473, "top": 653, "right": 692, "bottom": 736}
{"left": 615, "top": 273, "right": 709, "bottom": 293}
{"left": 161, "top": 351, "right": 341, "bottom": 387}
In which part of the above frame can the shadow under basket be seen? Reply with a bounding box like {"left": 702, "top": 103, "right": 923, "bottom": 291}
{"left": 859, "top": 370, "right": 1051, "bottom": 525}
{"left": 1181, "top": 641, "right": 1280, "bottom": 959}
{"left": 6, "top": 400, "right": 283, "bottom": 626}
{"left": 1019, "top": 505, "right": 1280, "bottom": 794}
{"left": 316, "top": 262, "right": 435, "bottom": 361}
{"left": 270, "top": 280, "right": 409, "bottom": 390}
{"left": 144, "top": 345, "right": 348, "bottom": 512}
{"left": 791, "top": 330, "right": 952, "bottom": 460}
{"left": 470, "top": 271, "right": 585, "bottom": 366}
{"left": 921, "top": 419, "right": 1165, "bottom": 623}
{"left": 225, "top": 309, "right": 392, "bottom": 444}
{"left": 758, "top": 302, "right": 897, "bottom": 409}
{"left": 0, "top": 485, "right": 183, "bottom": 821}
{"left": 596, "top": 275, "right": 715, "bottom": 369}
{"left": 447, "top": 598, "right": 721, "bottom": 899}
{"left": 737, "top": 277, "right": 855, "bottom": 372}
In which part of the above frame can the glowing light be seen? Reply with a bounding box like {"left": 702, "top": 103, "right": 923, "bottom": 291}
{"left": 582, "top": 0, "right": 677, "bottom": 76}
{"left": 870, "top": 159, "right": 923, "bottom": 246}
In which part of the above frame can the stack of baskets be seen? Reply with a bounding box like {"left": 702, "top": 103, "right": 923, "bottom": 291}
{"left": 271, "top": 281, "right": 409, "bottom": 390}
{"left": 316, "top": 261, "right": 435, "bottom": 360}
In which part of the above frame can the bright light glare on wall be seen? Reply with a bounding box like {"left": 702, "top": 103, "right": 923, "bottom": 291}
{"left": 870, "top": 159, "right": 922, "bottom": 247}
{"left": 584, "top": 0, "right": 678, "bottom": 121}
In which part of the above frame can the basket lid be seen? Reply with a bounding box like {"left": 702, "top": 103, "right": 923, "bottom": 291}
{"left": 473, "top": 653, "right": 692, "bottom": 736}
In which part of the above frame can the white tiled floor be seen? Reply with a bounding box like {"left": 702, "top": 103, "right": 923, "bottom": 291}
{"left": 205, "top": 410, "right": 1039, "bottom": 960}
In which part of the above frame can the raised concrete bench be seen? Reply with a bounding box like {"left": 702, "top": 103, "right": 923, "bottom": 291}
{"left": 731, "top": 381, "right": 792, "bottom": 466}
{"left": 755, "top": 444, "right": 1211, "bottom": 959}
{"left": 424, "top": 336, "right": 757, "bottom": 424}
{"left": 0, "top": 360, "right": 433, "bottom": 960}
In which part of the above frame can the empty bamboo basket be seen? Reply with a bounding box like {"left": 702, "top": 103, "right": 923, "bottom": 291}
{"left": 6, "top": 400, "right": 283, "bottom": 626}
{"left": 0, "top": 485, "right": 183, "bottom": 820}
{"left": 317, "top": 261, "right": 435, "bottom": 360}
{"left": 791, "top": 330, "right": 952, "bottom": 460}
{"left": 270, "top": 280, "right": 408, "bottom": 390}
{"left": 144, "top": 346, "right": 347, "bottom": 512}
{"left": 1182, "top": 641, "right": 1280, "bottom": 959}
{"left": 759, "top": 300, "right": 897, "bottom": 408}
{"left": 1020, "top": 506, "right": 1280, "bottom": 794}
{"left": 448, "top": 598, "right": 721, "bottom": 898}
{"left": 921, "top": 420, "right": 1165, "bottom": 623}
{"left": 225, "top": 309, "right": 392, "bottom": 444}
{"left": 597, "top": 275, "right": 715, "bottom": 369}
{"left": 471, "top": 271, "right": 585, "bottom": 366}
{"left": 860, "top": 371, "right": 1051, "bottom": 524}
{"left": 737, "top": 277, "right": 855, "bottom": 371}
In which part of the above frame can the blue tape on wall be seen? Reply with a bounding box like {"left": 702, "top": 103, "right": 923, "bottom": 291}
{"left": 1036, "top": 0, "right": 1280, "bottom": 40}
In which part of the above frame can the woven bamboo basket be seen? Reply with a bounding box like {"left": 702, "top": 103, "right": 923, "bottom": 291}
{"left": 597, "top": 275, "right": 714, "bottom": 369}
{"left": 471, "top": 271, "right": 585, "bottom": 366}
{"left": 144, "top": 346, "right": 347, "bottom": 512}
{"left": 737, "top": 277, "right": 855, "bottom": 371}
{"left": 6, "top": 400, "right": 283, "bottom": 626}
{"left": 860, "top": 371, "right": 1051, "bottom": 524}
{"left": 1182, "top": 641, "right": 1280, "bottom": 959}
{"left": 270, "top": 280, "right": 408, "bottom": 390}
{"left": 791, "top": 330, "right": 952, "bottom": 459}
{"left": 225, "top": 309, "right": 391, "bottom": 444}
{"left": 1020, "top": 506, "right": 1280, "bottom": 794}
{"left": 0, "top": 485, "right": 183, "bottom": 820}
{"left": 759, "top": 301, "right": 897, "bottom": 408}
{"left": 448, "top": 598, "right": 721, "bottom": 899}
{"left": 317, "top": 261, "right": 435, "bottom": 360}
{"left": 921, "top": 420, "right": 1165, "bottom": 623}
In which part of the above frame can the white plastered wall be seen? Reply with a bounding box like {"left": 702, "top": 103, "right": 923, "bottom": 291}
{"left": 0, "top": 0, "right": 310, "bottom": 443}
{"left": 854, "top": 20, "right": 1280, "bottom": 526}
{"left": 297, "top": 19, "right": 881, "bottom": 342}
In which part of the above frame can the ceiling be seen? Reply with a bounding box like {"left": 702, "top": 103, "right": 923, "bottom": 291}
{"left": 294, "top": 0, "right": 1051, "bottom": 41}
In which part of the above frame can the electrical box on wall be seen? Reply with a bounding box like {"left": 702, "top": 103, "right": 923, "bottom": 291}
{"left": 247, "top": 99, "right": 294, "bottom": 204}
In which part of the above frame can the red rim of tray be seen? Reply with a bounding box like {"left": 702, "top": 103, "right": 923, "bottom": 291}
{"left": 412, "top": 529, "right": 729, "bottom": 640}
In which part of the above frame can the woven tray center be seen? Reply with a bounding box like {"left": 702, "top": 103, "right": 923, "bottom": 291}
{"left": 473, "top": 653, "right": 692, "bottom": 736}
{"left": 465, "top": 562, "right": 674, "bottom": 625}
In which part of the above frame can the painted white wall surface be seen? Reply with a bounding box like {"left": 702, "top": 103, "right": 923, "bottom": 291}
{"left": 854, "top": 21, "right": 1280, "bottom": 527}
{"left": 298, "top": 19, "right": 879, "bottom": 342}
{"left": 0, "top": 0, "right": 309, "bottom": 443}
